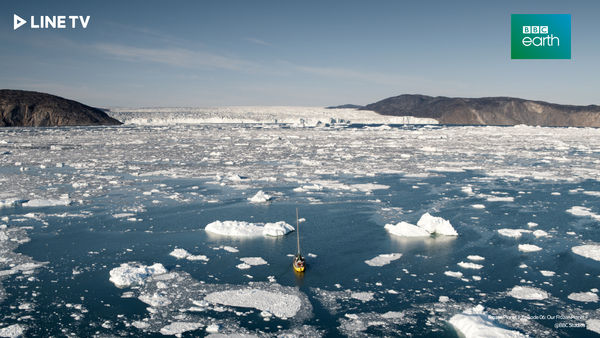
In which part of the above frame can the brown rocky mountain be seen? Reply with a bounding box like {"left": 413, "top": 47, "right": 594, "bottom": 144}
{"left": 360, "top": 94, "right": 600, "bottom": 127}
{"left": 0, "top": 90, "right": 121, "bottom": 127}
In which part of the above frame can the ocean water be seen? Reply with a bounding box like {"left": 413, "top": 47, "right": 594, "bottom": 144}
{"left": 1, "top": 123, "right": 600, "bottom": 337}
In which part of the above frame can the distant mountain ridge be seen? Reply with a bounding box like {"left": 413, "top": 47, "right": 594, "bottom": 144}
{"left": 359, "top": 94, "right": 600, "bottom": 127}
{"left": 0, "top": 90, "right": 122, "bottom": 127}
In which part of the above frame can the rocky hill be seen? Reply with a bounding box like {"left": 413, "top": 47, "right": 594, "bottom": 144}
{"left": 0, "top": 90, "right": 122, "bottom": 127}
{"left": 361, "top": 94, "right": 600, "bottom": 127}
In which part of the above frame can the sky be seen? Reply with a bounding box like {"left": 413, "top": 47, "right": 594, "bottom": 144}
{"left": 0, "top": 0, "right": 599, "bottom": 107}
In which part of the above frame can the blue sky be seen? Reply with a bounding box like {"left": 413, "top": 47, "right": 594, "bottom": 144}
{"left": 1, "top": 0, "right": 598, "bottom": 107}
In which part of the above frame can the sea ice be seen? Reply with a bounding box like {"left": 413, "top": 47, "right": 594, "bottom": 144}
{"left": 385, "top": 213, "right": 457, "bottom": 238}
{"left": 159, "top": 322, "right": 203, "bottom": 336}
{"left": 416, "top": 213, "right": 458, "bottom": 236}
{"left": 364, "top": 253, "right": 402, "bottom": 267}
{"left": 449, "top": 305, "right": 526, "bottom": 338}
{"left": 384, "top": 222, "right": 430, "bottom": 237}
{"left": 497, "top": 229, "right": 531, "bottom": 238}
{"left": 247, "top": 190, "right": 273, "bottom": 203}
{"left": 587, "top": 319, "right": 600, "bottom": 334}
{"left": 540, "top": 270, "right": 555, "bottom": 277}
{"left": 205, "top": 220, "right": 294, "bottom": 237}
{"left": 567, "top": 206, "right": 600, "bottom": 221}
{"left": 0, "top": 324, "right": 26, "bottom": 338}
{"left": 169, "top": 248, "right": 209, "bottom": 261}
{"left": 457, "top": 261, "right": 483, "bottom": 270}
{"left": 508, "top": 286, "right": 548, "bottom": 300}
{"left": 22, "top": 195, "right": 71, "bottom": 207}
{"left": 109, "top": 262, "right": 167, "bottom": 288}
{"left": 239, "top": 257, "right": 267, "bottom": 267}
{"left": 444, "top": 271, "right": 464, "bottom": 279}
{"left": 571, "top": 244, "right": 600, "bottom": 262}
{"left": 518, "top": 244, "right": 542, "bottom": 252}
{"left": 467, "top": 255, "right": 485, "bottom": 261}
{"left": 204, "top": 289, "right": 302, "bottom": 318}
{"left": 567, "top": 292, "right": 598, "bottom": 303}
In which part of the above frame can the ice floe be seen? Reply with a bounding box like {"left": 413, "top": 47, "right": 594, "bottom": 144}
{"left": 364, "top": 253, "right": 402, "bottom": 267}
{"left": 449, "top": 305, "right": 526, "bottom": 338}
{"left": 571, "top": 244, "right": 600, "bottom": 262}
{"left": 169, "top": 248, "right": 209, "bottom": 262}
{"left": 567, "top": 206, "right": 600, "bottom": 221}
{"left": 444, "top": 271, "right": 464, "bottom": 279}
{"left": 247, "top": 190, "right": 273, "bottom": 203}
{"left": 497, "top": 229, "right": 531, "bottom": 238}
{"left": 205, "top": 289, "right": 301, "bottom": 318}
{"left": 385, "top": 213, "right": 457, "bottom": 237}
{"left": 457, "top": 261, "right": 483, "bottom": 270}
{"left": 567, "top": 292, "right": 598, "bottom": 303}
{"left": 518, "top": 244, "right": 542, "bottom": 252}
{"left": 508, "top": 286, "right": 548, "bottom": 300}
{"left": 205, "top": 220, "right": 294, "bottom": 237}
{"left": 108, "top": 262, "right": 167, "bottom": 288}
{"left": 159, "top": 322, "right": 203, "bottom": 336}
{"left": 0, "top": 324, "right": 26, "bottom": 338}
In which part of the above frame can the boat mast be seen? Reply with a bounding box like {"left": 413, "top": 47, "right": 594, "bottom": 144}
{"left": 296, "top": 208, "right": 301, "bottom": 255}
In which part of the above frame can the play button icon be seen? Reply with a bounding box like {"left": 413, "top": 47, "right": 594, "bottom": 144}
{"left": 14, "top": 14, "right": 27, "bottom": 30}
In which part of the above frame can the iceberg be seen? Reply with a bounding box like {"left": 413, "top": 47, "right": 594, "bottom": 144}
{"left": 109, "top": 262, "right": 167, "bottom": 288}
{"left": 205, "top": 220, "right": 294, "bottom": 237}
{"left": 507, "top": 286, "right": 548, "bottom": 300}
{"left": 385, "top": 213, "right": 458, "bottom": 237}
{"left": 248, "top": 190, "right": 273, "bottom": 203}
{"left": 571, "top": 244, "right": 600, "bottom": 262}
{"left": 449, "top": 305, "right": 526, "bottom": 338}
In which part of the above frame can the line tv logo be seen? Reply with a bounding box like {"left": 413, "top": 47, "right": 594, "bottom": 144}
{"left": 13, "top": 14, "right": 90, "bottom": 30}
{"left": 511, "top": 14, "right": 571, "bottom": 59}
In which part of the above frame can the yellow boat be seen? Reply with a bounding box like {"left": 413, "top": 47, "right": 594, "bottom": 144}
{"left": 292, "top": 208, "right": 306, "bottom": 273}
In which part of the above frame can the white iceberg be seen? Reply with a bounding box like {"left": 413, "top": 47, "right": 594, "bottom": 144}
{"left": 205, "top": 220, "right": 294, "bottom": 237}
{"left": 572, "top": 244, "right": 600, "bottom": 262}
{"left": 518, "top": 244, "right": 542, "bottom": 252}
{"left": 449, "top": 305, "right": 526, "bottom": 338}
{"left": 507, "top": 286, "right": 548, "bottom": 300}
{"left": 385, "top": 213, "right": 457, "bottom": 238}
{"left": 416, "top": 213, "right": 458, "bottom": 236}
{"left": 567, "top": 292, "right": 598, "bottom": 303}
{"left": 204, "top": 289, "right": 302, "bottom": 318}
{"left": 364, "top": 253, "right": 402, "bottom": 267}
{"left": 109, "top": 262, "right": 167, "bottom": 288}
{"left": 248, "top": 190, "right": 273, "bottom": 203}
{"left": 457, "top": 261, "right": 483, "bottom": 270}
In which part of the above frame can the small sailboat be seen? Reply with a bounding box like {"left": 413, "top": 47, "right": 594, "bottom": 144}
{"left": 292, "top": 208, "right": 306, "bottom": 273}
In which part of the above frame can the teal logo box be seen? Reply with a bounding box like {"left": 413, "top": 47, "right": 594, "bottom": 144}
{"left": 511, "top": 14, "right": 571, "bottom": 59}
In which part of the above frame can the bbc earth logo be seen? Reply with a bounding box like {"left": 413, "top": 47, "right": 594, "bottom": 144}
{"left": 511, "top": 14, "right": 571, "bottom": 59}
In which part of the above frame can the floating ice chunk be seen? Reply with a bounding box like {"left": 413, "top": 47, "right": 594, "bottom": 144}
{"left": 457, "top": 261, "right": 483, "bottom": 270}
{"left": 508, "top": 286, "right": 548, "bottom": 300}
{"left": 467, "top": 255, "right": 485, "bottom": 261}
{"left": 0, "top": 324, "right": 26, "bottom": 338}
{"left": 109, "top": 262, "right": 167, "bottom": 288}
{"left": 236, "top": 263, "right": 251, "bottom": 270}
{"left": 449, "top": 305, "right": 526, "bottom": 338}
{"left": 262, "top": 222, "right": 295, "bottom": 236}
{"left": 518, "top": 244, "right": 542, "bottom": 252}
{"left": 364, "top": 253, "right": 402, "bottom": 267}
{"left": 527, "top": 222, "right": 538, "bottom": 227}
{"left": 205, "top": 324, "right": 220, "bottom": 333}
{"left": 22, "top": 195, "right": 71, "bottom": 207}
{"left": 248, "top": 190, "right": 273, "bottom": 203}
{"left": 568, "top": 292, "right": 598, "bottom": 303}
{"left": 222, "top": 246, "right": 239, "bottom": 253}
{"left": 497, "top": 229, "right": 531, "bottom": 238}
{"left": 583, "top": 191, "right": 600, "bottom": 197}
{"left": 204, "top": 289, "right": 302, "bottom": 318}
{"left": 444, "top": 271, "right": 464, "bottom": 279}
{"left": 351, "top": 292, "right": 374, "bottom": 302}
{"left": 169, "top": 248, "right": 190, "bottom": 259}
{"left": 169, "top": 248, "right": 209, "bottom": 262}
{"left": 567, "top": 206, "right": 600, "bottom": 221}
{"left": 532, "top": 230, "right": 549, "bottom": 238}
{"left": 384, "top": 222, "right": 430, "bottom": 237}
{"left": 416, "top": 213, "right": 458, "bottom": 236}
{"left": 159, "top": 322, "right": 203, "bottom": 336}
{"left": 485, "top": 196, "right": 514, "bottom": 202}
{"left": 139, "top": 292, "right": 171, "bottom": 307}
{"left": 540, "top": 270, "right": 555, "bottom": 277}
{"left": 438, "top": 296, "right": 450, "bottom": 303}
{"left": 205, "top": 220, "right": 294, "bottom": 237}
{"left": 0, "top": 198, "right": 24, "bottom": 208}
{"left": 471, "top": 204, "right": 486, "bottom": 209}
{"left": 113, "top": 213, "right": 135, "bottom": 218}
{"left": 571, "top": 244, "right": 600, "bottom": 262}
{"left": 239, "top": 257, "right": 267, "bottom": 267}
{"left": 587, "top": 319, "right": 600, "bottom": 334}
